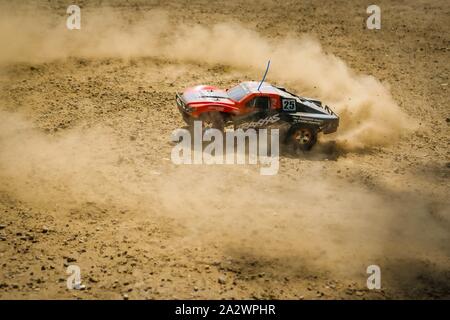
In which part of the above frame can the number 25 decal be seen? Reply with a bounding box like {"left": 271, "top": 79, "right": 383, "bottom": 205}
{"left": 282, "top": 99, "right": 296, "bottom": 111}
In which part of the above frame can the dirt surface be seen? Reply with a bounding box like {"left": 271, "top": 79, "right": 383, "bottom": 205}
{"left": 0, "top": 0, "right": 449, "bottom": 299}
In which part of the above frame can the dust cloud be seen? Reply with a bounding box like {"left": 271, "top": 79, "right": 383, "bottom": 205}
{"left": 1, "top": 111, "right": 447, "bottom": 281}
{"left": 0, "top": 4, "right": 415, "bottom": 149}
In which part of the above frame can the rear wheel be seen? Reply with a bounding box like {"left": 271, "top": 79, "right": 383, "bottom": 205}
{"left": 287, "top": 125, "right": 318, "bottom": 151}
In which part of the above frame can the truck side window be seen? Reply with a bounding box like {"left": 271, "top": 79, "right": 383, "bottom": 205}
{"left": 246, "top": 96, "right": 270, "bottom": 111}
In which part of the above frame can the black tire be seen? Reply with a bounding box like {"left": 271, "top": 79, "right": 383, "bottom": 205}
{"left": 286, "top": 125, "right": 318, "bottom": 151}
{"left": 199, "top": 111, "right": 224, "bottom": 132}
{"left": 182, "top": 113, "right": 194, "bottom": 126}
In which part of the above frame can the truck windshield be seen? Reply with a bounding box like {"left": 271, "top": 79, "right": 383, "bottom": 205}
{"left": 227, "top": 84, "right": 248, "bottom": 101}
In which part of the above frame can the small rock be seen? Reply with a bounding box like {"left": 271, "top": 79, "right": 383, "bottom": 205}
{"left": 122, "top": 293, "right": 129, "bottom": 300}
{"left": 88, "top": 276, "right": 98, "bottom": 283}
{"left": 0, "top": 224, "right": 6, "bottom": 230}
{"left": 218, "top": 276, "right": 227, "bottom": 285}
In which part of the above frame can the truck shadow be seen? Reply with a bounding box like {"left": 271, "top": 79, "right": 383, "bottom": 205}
{"left": 281, "top": 140, "right": 379, "bottom": 161}
{"left": 172, "top": 126, "right": 377, "bottom": 162}
{"left": 281, "top": 140, "right": 345, "bottom": 161}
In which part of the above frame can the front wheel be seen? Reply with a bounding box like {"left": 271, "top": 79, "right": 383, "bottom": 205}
{"left": 286, "top": 125, "right": 318, "bottom": 151}
{"left": 199, "top": 111, "right": 225, "bottom": 132}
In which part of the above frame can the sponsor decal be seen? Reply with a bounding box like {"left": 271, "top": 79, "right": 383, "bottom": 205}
{"left": 292, "top": 116, "right": 323, "bottom": 125}
{"left": 239, "top": 114, "right": 280, "bottom": 129}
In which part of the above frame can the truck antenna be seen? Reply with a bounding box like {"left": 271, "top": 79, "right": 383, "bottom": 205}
{"left": 257, "top": 60, "right": 271, "bottom": 91}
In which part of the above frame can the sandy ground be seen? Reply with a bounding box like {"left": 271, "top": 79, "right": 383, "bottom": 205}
{"left": 0, "top": 0, "right": 449, "bottom": 299}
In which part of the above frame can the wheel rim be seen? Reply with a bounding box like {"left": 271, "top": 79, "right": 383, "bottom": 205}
{"left": 293, "top": 128, "right": 313, "bottom": 145}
